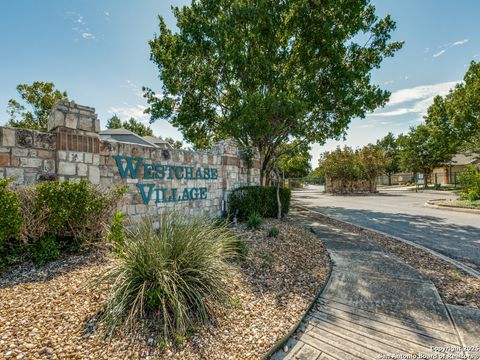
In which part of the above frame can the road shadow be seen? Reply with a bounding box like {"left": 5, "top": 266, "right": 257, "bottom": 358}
{"left": 298, "top": 203, "right": 480, "bottom": 270}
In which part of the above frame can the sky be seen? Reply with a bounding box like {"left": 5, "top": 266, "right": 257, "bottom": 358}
{"left": 0, "top": 1, "right": 479, "bottom": 167}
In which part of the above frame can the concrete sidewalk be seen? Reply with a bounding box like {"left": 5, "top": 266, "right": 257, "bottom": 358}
{"left": 272, "top": 208, "right": 480, "bottom": 360}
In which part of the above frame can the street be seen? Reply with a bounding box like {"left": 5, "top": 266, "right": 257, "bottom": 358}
{"left": 293, "top": 186, "right": 480, "bottom": 270}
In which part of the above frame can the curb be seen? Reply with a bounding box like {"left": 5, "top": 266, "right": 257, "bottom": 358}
{"left": 424, "top": 200, "right": 480, "bottom": 215}
{"left": 262, "top": 253, "right": 333, "bottom": 359}
{"left": 294, "top": 204, "right": 480, "bottom": 279}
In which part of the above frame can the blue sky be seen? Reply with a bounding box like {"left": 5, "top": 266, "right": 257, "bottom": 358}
{"left": 0, "top": 1, "right": 478, "bottom": 166}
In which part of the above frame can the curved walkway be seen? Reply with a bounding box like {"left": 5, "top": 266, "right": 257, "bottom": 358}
{"left": 271, "top": 208, "right": 480, "bottom": 360}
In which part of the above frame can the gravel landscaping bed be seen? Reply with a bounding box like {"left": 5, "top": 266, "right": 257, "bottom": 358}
{"left": 295, "top": 207, "right": 480, "bottom": 309}
{"left": 0, "top": 219, "right": 330, "bottom": 359}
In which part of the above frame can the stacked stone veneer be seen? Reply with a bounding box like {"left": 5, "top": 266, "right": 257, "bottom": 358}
{"left": 325, "top": 178, "right": 376, "bottom": 194}
{"left": 0, "top": 101, "right": 260, "bottom": 220}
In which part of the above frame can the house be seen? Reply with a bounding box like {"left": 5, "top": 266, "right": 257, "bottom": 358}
{"left": 432, "top": 152, "right": 479, "bottom": 185}
{"left": 99, "top": 129, "right": 173, "bottom": 149}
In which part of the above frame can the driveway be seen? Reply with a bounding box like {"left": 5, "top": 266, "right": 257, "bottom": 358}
{"left": 293, "top": 186, "right": 480, "bottom": 271}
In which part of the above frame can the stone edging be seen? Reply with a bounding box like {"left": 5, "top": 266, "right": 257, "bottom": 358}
{"left": 424, "top": 199, "right": 480, "bottom": 215}
{"left": 295, "top": 205, "right": 480, "bottom": 279}
{"left": 262, "top": 256, "right": 333, "bottom": 360}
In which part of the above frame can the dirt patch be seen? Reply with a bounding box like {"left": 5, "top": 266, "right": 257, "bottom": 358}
{"left": 0, "top": 219, "right": 330, "bottom": 359}
{"left": 295, "top": 207, "right": 480, "bottom": 310}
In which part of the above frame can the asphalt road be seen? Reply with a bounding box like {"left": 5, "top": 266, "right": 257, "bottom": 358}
{"left": 293, "top": 186, "right": 480, "bottom": 271}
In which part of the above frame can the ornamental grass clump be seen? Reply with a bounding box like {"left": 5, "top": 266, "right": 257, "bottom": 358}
{"left": 99, "top": 211, "right": 239, "bottom": 340}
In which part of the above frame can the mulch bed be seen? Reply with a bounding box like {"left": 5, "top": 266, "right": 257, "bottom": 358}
{"left": 0, "top": 219, "right": 330, "bottom": 359}
{"left": 296, "top": 207, "right": 480, "bottom": 309}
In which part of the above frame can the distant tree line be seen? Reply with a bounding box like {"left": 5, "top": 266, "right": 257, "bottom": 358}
{"left": 310, "top": 60, "right": 480, "bottom": 184}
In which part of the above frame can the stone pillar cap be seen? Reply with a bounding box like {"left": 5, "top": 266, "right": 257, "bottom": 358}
{"left": 47, "top": 101, "right": 100, "bottom": 133}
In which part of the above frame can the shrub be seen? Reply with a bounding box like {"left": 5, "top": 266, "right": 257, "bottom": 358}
{"left": 0, "top": 180, "right": 125, "bottom": 271}
{"left": 267, "top": 227, "right": 279, "bottom": 238}
{"left": 98, "top": 211, "right": 238, "bottom": 339}
{"left": 30, "top": 180, "right": 126, "bottom": 249}
{"left": 229, "top": 186, "right": 291, "bottom": 220}
{"left": 459, "top": 166, "right": 480, "bottom": 201}
{"left": 246, "top": 211, "right": 263, "bottom": 229}
{"left": 0, "top": 178, "right": 22, "bottom": 269}
{"left": 108, "top": 211, "right": 126, "bottom": 254}
{"left": 29, "top": 234, "right": 60, "bottom": 265}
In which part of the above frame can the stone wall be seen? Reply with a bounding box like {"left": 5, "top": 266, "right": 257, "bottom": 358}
{"left": 0, "top": 101, "right": 261, "bottom": 220}
{"left": 325, "top": 178, "right": 376, "bottom": 194}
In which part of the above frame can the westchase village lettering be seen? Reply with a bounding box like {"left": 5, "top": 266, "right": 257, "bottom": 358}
{"left": 113, "top": 155, "right": 218, "bottom": 205}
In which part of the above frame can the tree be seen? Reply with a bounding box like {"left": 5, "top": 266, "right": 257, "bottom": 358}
{"left": 145, "top": 0, "right": 403, "bottom": 184}
{"left": 164, "top": 137, "right": 183, "bottom": 149}
{"left": 423, "top": 61, "right": 480, "bottom": 155}
{"left": 447, "top": 61, "right": 480, "bottom": 152}
{"left": 376, "top": 132, "right": 400, "bottom": 185}
{"left": 7, "top": 81, "right": 69, "bottom": 131}
{"left": 319, "top": 147, "right": 362, "bottom": 181}
{"left": 319, "top": 145, "right": 384, "bottom": 183}
{"left": 106, "top": 114, "right": 122, "bottom": 129}
{"left": 398, "top": 125, "right": 455, "bottom": 185}
{"left": 278, "top": 142, "right": 312, "bottom": 179}
{"left": 106, "top": 115, "right": 154, "bottom": 137}
{"left": 356, "top": 144, "right": 386, "bottom": 182}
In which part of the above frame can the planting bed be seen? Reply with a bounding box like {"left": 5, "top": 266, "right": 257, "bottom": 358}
{"left": 0, "top": 219, "right": 330, "bottom": 359}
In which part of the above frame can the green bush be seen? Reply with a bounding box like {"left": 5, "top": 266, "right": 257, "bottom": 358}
{"left": 229, "top": 186, "right": 291, "bottom": 220}
{"left": 459, "top": 166, "right": 480, "bottom": 201}
{"left": 29, "top": 234, "right": 60, "bottom": 265}
{"left": 267, "top": 227, "right": 279, "bottom": 238}
{"left": 108, "top": 211, "right": 126, "bottom": 254}
{"left": 0, "top": 179, "right": 125, "bottom": 270}
{"left": 98, "top": 211, "right": 238, "bottom": 339}
{"left": 246, "top": 211, "right": 263, "bottom": 229}
{"left": 33, "top": 180, "right": 124, "bottom": 244}
{"left": 0, "top": 178, "right": 22, "bottom": 269}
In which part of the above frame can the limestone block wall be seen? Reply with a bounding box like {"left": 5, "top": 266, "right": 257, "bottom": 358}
{"left": 97, "top": 140, "right": 260, "bottom": 221}
{"left": 325, "top": 177, "right": 376, "bottom": 194}
{"left": 0, "top": 127, "right": 56, "bottom": 184}
{"left": 0, "top": 101, "right": 261, "bottom": 220}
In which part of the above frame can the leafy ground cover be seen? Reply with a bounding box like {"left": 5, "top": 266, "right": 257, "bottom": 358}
{"left": 0, "top": 218, "right": 330, "bottom": 359}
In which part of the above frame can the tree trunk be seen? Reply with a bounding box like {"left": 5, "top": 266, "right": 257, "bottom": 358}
{"left": 388, "top": 174, "right": 392, "bottom": 186}
{"left": 276, "top": 170, "right": 282, "bottom": 219}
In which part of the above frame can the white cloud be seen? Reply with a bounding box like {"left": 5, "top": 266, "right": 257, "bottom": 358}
{"left": 433, "top": 49, "right": 446, "bottom": 58}
{"left": 453, "top": 39, "right": 468, "bottom": 46}
{"left": 104, "top": 11, "right": 110, "bottom": 17}
{"left": 370, "top": 80, "right": 460, "bottom": 119}
{"left": 432, "top": 38, "right": 468, "bottom": 58}
{"left": 66, "top": 11, "right": 96, "bottom": 41}
{"left": 383, "top": 80, "right": 394, "bottom": 85}
{"left": 81, "top": 32, "right": 95, "bottom": 40}
{"left": 108, "top": 104, "right": 148, "bottom": 121}
{"left": 121, "top": 80, "right": 144, "bottom": 98}
{"left": 386, "top": 81, "right": 458, "bottom": 106}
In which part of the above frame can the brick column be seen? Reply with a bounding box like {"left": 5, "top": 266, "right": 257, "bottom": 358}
{"left": 48, "top": 101, "right": 101, "bottom": 184}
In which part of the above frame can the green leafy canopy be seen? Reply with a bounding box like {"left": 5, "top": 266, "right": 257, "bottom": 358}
{"left": 145, "top": 0, "right": 403, "bottom": 182}
{"left": 7, "top": 81, "right": 69, "bottom": 131}
{"left": 106, "top": 115, "right": 154, "bottom": 137}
